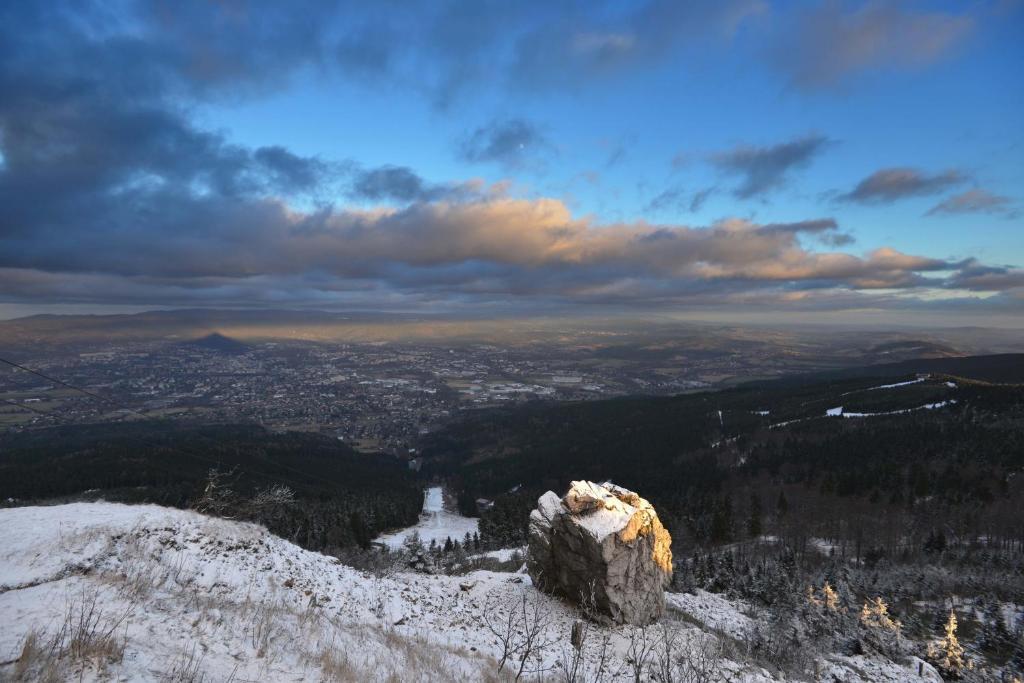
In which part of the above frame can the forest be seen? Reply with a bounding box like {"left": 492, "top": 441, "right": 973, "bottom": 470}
{"left": 422, "top": 369, "right": 1024, "bottom": 559}
{"left": 0, "top": 422, "right": 423, "bottom": 553}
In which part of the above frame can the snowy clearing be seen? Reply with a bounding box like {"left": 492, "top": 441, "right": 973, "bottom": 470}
{"left": 840, "top": 377, "right": 927, "bottom": 396}
{"left": 375, "top": 485, "right": 479, "bottom": 550}
{"left": 838, "top": 399, "right": 957, "bottom": 418}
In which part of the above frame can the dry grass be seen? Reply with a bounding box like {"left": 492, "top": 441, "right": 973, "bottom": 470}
{"left": 2, "top": 588, "right": 133, "bottom": 682}
{"left": 160, "top": 642, "right": 206, "bottom": 683}
{"left": 309, "top": 622, "right": 504, "bottom": 682}
{"left": 316, "top": 648, "right": 359, "bottom": 681}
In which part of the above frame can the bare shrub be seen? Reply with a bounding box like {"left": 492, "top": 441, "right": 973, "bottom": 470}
{"left": 677, "top": 631, "right": 725, "bottom": 683}
{"left": 647, "top": 621, "right": 683, "bottom": 683}
{"left": 556, "top": 582, "right": 616, "bottom": 683}
{"left": 624, "top": 623, "right": 656, "bottom": 683}
{"left": 482, "top": 589, "right": 558, "bottom": 680}
{"left": 54, "top": 589, "right": 132, "bottom": 664}
{"left": 6, "top": 589, "right": 133, "bottom": 682}
{"left": 160, "top": 642, "right": 206, "bottom": 683}
{"left": 248, "top": 600, "right": 284, "bottom": 659}
{"left": 370, "top": 575, "right": 389, "bottom": 622}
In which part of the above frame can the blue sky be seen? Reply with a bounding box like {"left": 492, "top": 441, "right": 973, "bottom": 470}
{"left": 1, "top": 0, "right": 1022, "bottom": 323}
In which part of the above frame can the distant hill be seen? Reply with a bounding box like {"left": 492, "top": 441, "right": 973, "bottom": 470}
{"left": 863, "top": 339, "right": 962, "bottom": 361}
{"left": 183, "top": 332, "right": 250, "bottom": 354}
{"left": 746, "top": 353, "right": 1024, "bottom": 387}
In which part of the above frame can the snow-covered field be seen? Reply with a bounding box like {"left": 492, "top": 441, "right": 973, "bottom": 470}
{"left": 0, "top": 503, "right": 940, "bottom": 681}
{"left": 375, "top": 486, "right": 480, "bottom": 550}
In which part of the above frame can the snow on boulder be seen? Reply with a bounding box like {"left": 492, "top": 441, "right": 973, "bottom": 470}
{"left": 526, "top": 480, "right": 672, "bottom": 625}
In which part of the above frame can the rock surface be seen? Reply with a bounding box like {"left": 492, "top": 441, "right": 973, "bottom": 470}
{"left": 526, "top": 480, "right": 672, "bottom": 624}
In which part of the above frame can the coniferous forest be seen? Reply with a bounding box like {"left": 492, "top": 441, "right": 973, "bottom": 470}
{"left": 0, "top": 422, "right": 423, "bottom": 553}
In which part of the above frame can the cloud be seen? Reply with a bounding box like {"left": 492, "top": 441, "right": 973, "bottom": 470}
{"left": 671, "top": 152, "right": 692, "bottom": 170}
{"left": 3, "top": 178, "right": 1003, "bottom": 307}
{"left": 351, "top": 166, "right": 438, "bottom": 202}
{"left": 458, "top": 119, "right": 550, "bottom": 168}
{"left": 0, "top": 0, "right": 1016, "bottom": 316}
{"left": 946, "top": 259, "right": 1024, "bottom": 291}
{"left": 711, "top": 135, "right": 832, "bottom": 198}
{"left": 926, "top": 188, "right": 1018, "bottom": 217}
{"left": 644, "top": 186, "right": 688, "bottom": 214}
{"left": 646, "top": 186, "right": 717, "bottom": 214}
{"left": 319, "top": 0, "right": 766, "bottom": 106}
{"left": 689, "top": 187, "right": 716, "bottom": 212}
{"left": 774, "top": 1, "right": 974, "bottom": 89}
{"left": 253, "top": 146, "right": 331, "bottom": 193}
{"left": 506, "top": 0, "right": 765, "bottom": 92}
{"left": 839, "top": 167, "right": 968, "bottom": 203}
{"left": 348, "top": 165, "right": 475, "bottom": 204}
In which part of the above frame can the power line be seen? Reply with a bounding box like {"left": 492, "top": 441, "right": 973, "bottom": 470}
{"left": 0, "top": 357, "right": 150, "bottom": 420}
{"left": 1, "top": 397, "right": 58, "bottom": 418}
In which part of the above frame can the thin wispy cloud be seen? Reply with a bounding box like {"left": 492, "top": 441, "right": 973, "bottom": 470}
{"left": 458, "top": 119, "right": 551, "bottom": 169}
{"left": 711, "top": 135, "right": 832, "bottom": 198}
{"left": 773, "top": 1, "right": 974, "bottom": 89}
{"left": 926, "top": 189, "right": 1018, "bottom": 218}
{"left": 839, "top": 168, "right": 969, "bottom": 204}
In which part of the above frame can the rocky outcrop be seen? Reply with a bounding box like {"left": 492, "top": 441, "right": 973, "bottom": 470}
{"left": 526, "top": 480, "right": 672, "bottom": 625}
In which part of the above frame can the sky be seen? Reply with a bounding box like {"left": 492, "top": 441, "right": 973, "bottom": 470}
{"left": 0, "top": 0, "right": 1022, "bottom": 325}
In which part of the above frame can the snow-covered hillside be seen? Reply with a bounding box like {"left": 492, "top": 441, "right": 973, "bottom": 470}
{"left": 0, "top": 503, "right": 939, "bottom": 681}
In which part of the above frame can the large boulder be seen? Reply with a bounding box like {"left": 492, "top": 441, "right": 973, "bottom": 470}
{"left": 526, "top": 480, "right": 672, "bottom": 624}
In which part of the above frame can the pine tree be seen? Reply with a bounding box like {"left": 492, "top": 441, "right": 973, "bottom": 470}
{"left": 931, "top": 609, "right": 964, "bottom": 677}
{"left": 349, "top": 511, "right": 372, "bottom": 549}
{"left": 977, "top": 597, "right": 1014, "bottom": 659}
{"left": 822, "top": 582, "right": 841, "bottom": 613}
{"left": 776, "top": 490, "right": 789, "bottom": 517}
{"left": 711, "top": 495, "right": 734, "bottom": 543}
{"left": 860, "top": 597, "right": 900, "bottom": 631}
{"left": 747, "top": 492, "right": 762, "bottom": 538}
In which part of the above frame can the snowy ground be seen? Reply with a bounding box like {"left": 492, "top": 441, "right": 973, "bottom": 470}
{"left": 0, "top": 503, "right": 940, "bottom": 681}
{"left": 375, "top": 486, "right": 480, "bottom": 550}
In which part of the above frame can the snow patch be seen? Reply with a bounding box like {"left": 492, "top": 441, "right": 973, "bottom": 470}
{"left": 375, "top": 486, "right": 479, "bottom": 550}
{"left": 667, "top": 590, "right": 754, "bottom": 641}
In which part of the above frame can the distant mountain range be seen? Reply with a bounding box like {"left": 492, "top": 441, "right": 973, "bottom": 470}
{"left": 0, "top": 308, "right": 1021, "bottom": 364}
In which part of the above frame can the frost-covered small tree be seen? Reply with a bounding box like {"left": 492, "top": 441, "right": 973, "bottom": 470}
{"left": 403, "top": 530, "right": 425, "bottom": 556}
{"left": 822, "top": 582, "right": 841, "bottom": 613}
{"left": 193, "top": 467, "right": 239, "bottom": 516}
{"left": 251, "top": 484, "right": 295, "bottom": 509}
{"left": 250, "top": 484, "right": 295, "bottom": 526}
{"left": 860, "top": 597, "right": 900, "bottom": 632}
{"left": 929, "top": 609, "right": 965, "bottom": 678}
